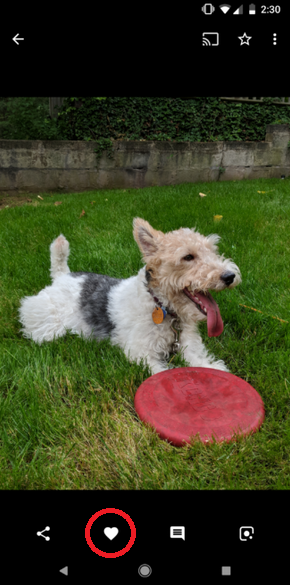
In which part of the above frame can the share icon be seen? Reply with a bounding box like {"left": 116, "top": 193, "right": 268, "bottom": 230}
{"left": 36, "top": 526, "right": 50, "bottom": 541}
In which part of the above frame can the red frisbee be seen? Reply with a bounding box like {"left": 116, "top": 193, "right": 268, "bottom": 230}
{"left": 134, "top": 368, "right": 265, "bottom": 446}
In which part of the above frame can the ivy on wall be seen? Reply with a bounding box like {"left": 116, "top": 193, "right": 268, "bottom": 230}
{"left": 1, "top": 97, "right": 290, "bottom": 163}
{"left": 56, "top": 97, "right": 290, "bottom": 162}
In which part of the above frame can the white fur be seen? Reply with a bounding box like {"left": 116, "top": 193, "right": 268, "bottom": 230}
{"left": 107, "top": 268, "right": 231, "bottom": 374}
{"left": 19, "top": 274, "right": 92, "bottom": 344}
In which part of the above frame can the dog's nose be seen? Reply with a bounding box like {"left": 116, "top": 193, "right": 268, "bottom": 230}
{"left": 220, "top": 271, "right": 236, "bottom": 286}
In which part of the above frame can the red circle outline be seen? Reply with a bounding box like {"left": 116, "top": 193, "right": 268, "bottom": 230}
{"left": 85, "top": 508, "right": 136, "bottom": 558}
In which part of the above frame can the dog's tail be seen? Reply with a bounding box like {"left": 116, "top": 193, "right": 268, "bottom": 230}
{"left": 50, "top": 234, "right": 70, "bottom": 281}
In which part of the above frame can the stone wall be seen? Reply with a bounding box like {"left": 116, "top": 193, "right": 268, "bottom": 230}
{"left": 0, "top": 124, "right": 289, "bottom": 193}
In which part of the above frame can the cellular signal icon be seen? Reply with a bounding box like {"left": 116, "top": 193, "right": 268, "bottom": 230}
{"left": 220, "top": 4, "right": 231, "bottom": 13}
{"left": 233, "top": 4, "right": 243, "bottom": 14}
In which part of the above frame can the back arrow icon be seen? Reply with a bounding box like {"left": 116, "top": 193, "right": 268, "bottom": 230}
{"left": 60, "top": 567, "right": 68, "bottom": 576}
{"left": 13, "top": 34, "right": 24, "bottom": 45}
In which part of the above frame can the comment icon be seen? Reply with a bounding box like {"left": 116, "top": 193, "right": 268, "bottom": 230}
{"left": 170, "top": 526, "right": 185, "bottom": 540}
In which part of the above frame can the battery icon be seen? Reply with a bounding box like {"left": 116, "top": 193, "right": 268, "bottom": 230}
{"left": 249, "top": 3, "right": 255, "bottom": 14}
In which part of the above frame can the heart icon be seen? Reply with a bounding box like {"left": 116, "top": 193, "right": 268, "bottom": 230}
{"left": 104, "top": 527, "right": 119, "bottom": 540}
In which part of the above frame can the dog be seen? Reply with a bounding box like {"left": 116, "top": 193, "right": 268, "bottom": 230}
{"left": 19, "top": 218, "right": 241, "bottom": 376}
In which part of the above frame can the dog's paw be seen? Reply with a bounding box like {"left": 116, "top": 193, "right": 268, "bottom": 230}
{"left": 149, "top": 364, "right": 169, "bottom": 375}
{"left": 208, "top": 360, "right": 229, "bottom": 373}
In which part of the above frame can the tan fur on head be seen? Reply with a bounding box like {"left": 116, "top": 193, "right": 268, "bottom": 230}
{"left": 132, "top": 217, "right": 241, "bottom": 320}
{"left": 133, "top": 218, "right": 164, "bottom": 259}
{"left": 133, "top": 218, "right": 163, "bottom": 286}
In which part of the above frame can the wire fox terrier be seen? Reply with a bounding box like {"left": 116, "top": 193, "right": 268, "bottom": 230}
{"left": 19, "top": 218, "right": 241, "bottom": 376}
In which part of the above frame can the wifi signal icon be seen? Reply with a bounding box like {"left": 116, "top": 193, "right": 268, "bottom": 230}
{"left": 219, "top": 4, "right": 231, "bottom": 13}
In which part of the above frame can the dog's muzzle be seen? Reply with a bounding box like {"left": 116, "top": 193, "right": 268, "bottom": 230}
{"left": 220, "top": 271, "right": 236, "bottom": 286}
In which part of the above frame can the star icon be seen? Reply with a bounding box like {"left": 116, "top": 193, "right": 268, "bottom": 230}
{"left": 238, "top": 32, "right": 252, "bottom": 45}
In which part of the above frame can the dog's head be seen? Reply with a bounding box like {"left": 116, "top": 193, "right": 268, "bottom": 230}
{"left": 133, "top": 217, "right": 241, "bottom": 337}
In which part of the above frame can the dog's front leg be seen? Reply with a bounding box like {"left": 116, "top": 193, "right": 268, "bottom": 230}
{"left": 179, "top": 328, "right": 229, "bottom": 372}
{"left": 143, "top": 355, "right": 170, "bottom": 376}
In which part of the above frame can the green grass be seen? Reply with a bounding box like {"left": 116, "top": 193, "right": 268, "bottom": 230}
{"left": 0, "top": 178, "right": 290, "bottom": 489}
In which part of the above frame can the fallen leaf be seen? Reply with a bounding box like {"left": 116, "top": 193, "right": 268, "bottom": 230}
{"left": 37, "top": 195, "right": 44, "bottom": 200}
{"left": 214, "top": 215, "right": 223, "bottom": 222}
{"left": 27, "top": 198, "right": 32, "bottom": 202}
{"left": 80, "top": 210, "right": 85, "bottom": 217}
{"left": 257, "top": 191, "right": 266, "bottom": 193}
{"left": 199, "top": 192, "right": 207, "bottom": 197}
{"left": 54, "top": 202, "right": 62, "bottom": 206}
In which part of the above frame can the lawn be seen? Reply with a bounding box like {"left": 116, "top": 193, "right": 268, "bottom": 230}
{"left": 0, "top": 178, "right": 289, "bottom": 489}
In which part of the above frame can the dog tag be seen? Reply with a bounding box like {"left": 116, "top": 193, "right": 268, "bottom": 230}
{"left": 152, "top": 307, "right": 165, "bottom": 324}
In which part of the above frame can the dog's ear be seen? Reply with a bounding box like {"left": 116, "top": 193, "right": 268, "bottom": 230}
{"left": 206, "top": 233, "right": 221, "bottom": 250}
{"left": 133, "top": 218, "right": 163, "bottom": 258}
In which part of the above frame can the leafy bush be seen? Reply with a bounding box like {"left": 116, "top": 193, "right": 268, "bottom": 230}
{"left": 1, "top": 97, "right": 290, "bottom": 161}
{"left": 0, "top": 97, "right": 62, "bottom": 140}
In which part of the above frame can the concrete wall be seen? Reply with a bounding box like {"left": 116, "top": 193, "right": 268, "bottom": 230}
{"left": 0, "top": 124, "right": 289, "bottom": 193}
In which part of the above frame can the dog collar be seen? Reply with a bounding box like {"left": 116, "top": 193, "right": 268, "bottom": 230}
{"left": 147, "top": 287, "right": 177, "bottom": 322}
{"left": 147, "top": 287, "right": 181, "bottom": 353}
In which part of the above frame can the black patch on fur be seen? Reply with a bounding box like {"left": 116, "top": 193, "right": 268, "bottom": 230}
{"left": 69, "top": 272, "right": 122, "bottom": 337}
{"left": 145, "top": 269, "right": 152, "bottom": 283}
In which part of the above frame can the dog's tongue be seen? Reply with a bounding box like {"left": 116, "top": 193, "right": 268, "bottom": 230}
{"left": 195, "top": 291, "right": 223, "bottom": 337}
{"left": 184, "top": 289, "right": 224, "bottom": 337}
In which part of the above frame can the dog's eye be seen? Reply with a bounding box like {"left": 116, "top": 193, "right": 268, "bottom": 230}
{"left": 183, "top": 254, "right": 194, "bottom": 261}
